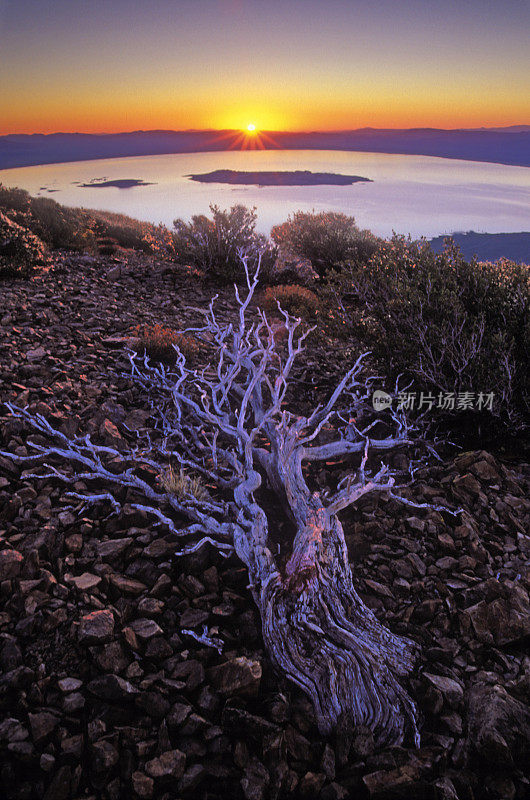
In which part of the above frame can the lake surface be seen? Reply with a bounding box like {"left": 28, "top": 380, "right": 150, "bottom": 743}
{"left": 2, "top": 150, "right": 529, "bottom": 238}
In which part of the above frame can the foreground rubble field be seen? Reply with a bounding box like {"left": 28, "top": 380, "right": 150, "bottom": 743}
{"left": 1, "top": 254, "right": 529, "bottom": 800}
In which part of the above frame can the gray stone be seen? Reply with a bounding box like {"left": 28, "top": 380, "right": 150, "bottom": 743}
{"left": 28, "top": 711, "right": 59, "bottom": 744}
{"left": 87, "top": 674, "right": 138, "bottom": 701}
{"left": 463, "top": 581, "right": 530, "bottom": 645}
{"left": 78, "top": 609, "right": 115, "bottom": 644}
{"left": 129, "top": 617, "right": 163, "bottom": 640}
{"left": 0, "top": 718, "right": 28, "bottom": 742}
{"left": 145, "top": 749, "right": 186, "bottom": 780}
{"left": 0, "top": 549, "right": 23, "bottom": 580}
{"left": 467, "top": 682, "right": 530, "bottom": 768}
{"left": 178, "top": 764, "right": 206, "bottom": 795}
{"left": 423, "top": 674, "right": 464, "bottom": 707}
{"left": 240, "top": 757, "right": 270, "bottom": 800}
{"left": 208, "top": 656, "right": 262, "bottom": 697}
{"left": 131, "top": 771, "right": 154, "bottom": 799}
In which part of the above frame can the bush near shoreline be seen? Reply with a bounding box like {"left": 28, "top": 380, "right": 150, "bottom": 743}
{"left": 1, "top": 186, "right": 528, "bottom": 444}
{"left": 0, "top": 189, "right": 530, "bottom": 800}
{"left": 0, "top": 184, "right": 175, "bottom": 264}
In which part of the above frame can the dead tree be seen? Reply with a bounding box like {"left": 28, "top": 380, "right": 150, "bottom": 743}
{"left": 2, "top": 258, "right": 451, "bottom": 748}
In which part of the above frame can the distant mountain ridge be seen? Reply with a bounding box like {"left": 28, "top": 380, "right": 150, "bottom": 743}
{"left": 0, "top": 127, "right": 529, "bottom": 170}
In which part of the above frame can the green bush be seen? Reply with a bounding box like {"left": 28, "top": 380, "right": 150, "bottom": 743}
{"left": 0, "top": 211, "right": 50, "bottom": 278}
{"left": 331, "top": 235, "right": 529, "bottom": 428}
{"left": 173, "top": 204, "right": 271, "bottom": 283}
{"left": 270, "top": 210, "right": 381, "bottom": 276}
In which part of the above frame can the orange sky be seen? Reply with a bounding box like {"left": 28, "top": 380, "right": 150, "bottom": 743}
{"left": 1, "top": 0, "right": 529, "bottom": 135}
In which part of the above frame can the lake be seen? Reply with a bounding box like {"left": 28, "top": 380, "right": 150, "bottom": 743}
{"left": 1, "top": 150, "right": 529, "bottom": 238}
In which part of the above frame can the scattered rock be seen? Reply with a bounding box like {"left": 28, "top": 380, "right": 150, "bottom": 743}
{"left": 145, "top": 749, "right": 186, "bottom": 780}
{"left": 78, "top": 609, "right": 115, "bottom": 644}
{"left": 28, "top": 711, "right": 59, "bottom": 744}
{"left": 0, "top": 548, "right": 24, "bottom": 580}
{"left": 0, "top": 718, "right": 28, "bottom": 743}
{"left": 363, "top": 763, "right": 423, "bottom": 798}
{"left": 87, "top": 674, "right": 138, "bottom": 701}
{"left": 128, "top": 617, "right": 163, "bottom": 640}
{"left": 0, "top": 254, "right": 529, "bottom": 800}
{"left": 240, "top": 757, "right": 270, "bottom": 800}
{"left": 67, "top": 572, "right": 102, "bottom": 591}
{"left": 208, "top": 656, "right": 262, "bottom": 697}
{"left": 57, "top": 677, "right": 83, "bottom": 693}
{"left": 466, "top": 682, "right": 530, "bottom": 768}
{"left": 178, "top": 764, "right": 206, "bottom": 795}
{"left": 463, "top": 580, "right": 530, "bottom": 645}
{"left": 43, "top": 765, "right": 71, "bottom": 800}
{"left": 299, "top": 771, "right": 326, "bottom": 796}
{"left": 131, "top": 771, "right": 154, "bottom": 799}
{"left": 96, "top": 537, "right": 133, "bottom": 559}
{"left": 423, "top": 674, "right": 464, "bottom": 708}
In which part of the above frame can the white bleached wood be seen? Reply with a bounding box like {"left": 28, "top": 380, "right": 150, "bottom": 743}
{"left": 2, "top": 254, "right": 459, "bottom": 747}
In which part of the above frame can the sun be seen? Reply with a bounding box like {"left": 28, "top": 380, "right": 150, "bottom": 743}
{"left": 246, "top": 123, "right": 257, "bottom": 133}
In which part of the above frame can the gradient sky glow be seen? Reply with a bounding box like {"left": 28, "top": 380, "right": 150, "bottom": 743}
{"left": 1, "top": 0, "right": 529, "bottom": 134}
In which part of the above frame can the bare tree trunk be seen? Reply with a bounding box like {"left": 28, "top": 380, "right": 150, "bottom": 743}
{"left": 3, "top": 258, "right": 452, "bottom": 748}
{"left": 234, "top": 464, "right": 420, "bottom": 747}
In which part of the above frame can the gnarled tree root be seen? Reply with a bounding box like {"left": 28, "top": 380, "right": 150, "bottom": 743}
{"left": 236, "top": 507, "right": 420, "bottom": 749}
{"left": 261, "top": 573, "right": 420, "bottom": 748}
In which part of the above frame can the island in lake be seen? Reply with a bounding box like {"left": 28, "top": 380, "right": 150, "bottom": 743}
{"left": 186, "top": 169, "right": 372, "bottom": 186}
{"left": 79, "top": 179, "right": 155, "bottom": 189}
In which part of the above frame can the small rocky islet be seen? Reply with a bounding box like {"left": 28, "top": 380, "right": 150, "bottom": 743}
{"left": 79, "top": 179, "right": 155, "bottom": 189}
{"left": 0, "top": 251, "right": 529, "bottom": 800}
{"left": 187, "top": 170, "right": 372, "bottom": 186}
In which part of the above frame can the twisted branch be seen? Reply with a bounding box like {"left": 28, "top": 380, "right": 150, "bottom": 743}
{"left": 2, "top": 253, "right": 459, "bottom": 747}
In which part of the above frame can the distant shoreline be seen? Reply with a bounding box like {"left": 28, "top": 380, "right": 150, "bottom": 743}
{"left": 429, "top": 231, "right": 530, "bottom": 263}
{"left": 1, "top": 128, "right": 529, "bottom": 171}
{"left": 186, "top": 169, "right": 372, "bottom": 186}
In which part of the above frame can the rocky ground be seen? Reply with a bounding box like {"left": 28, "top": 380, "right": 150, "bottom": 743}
{"left": 0, "top": 252, "right": 529, "bottom": 800}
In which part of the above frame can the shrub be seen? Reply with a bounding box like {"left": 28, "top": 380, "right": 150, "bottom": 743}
{"left": 0, "top": 184, "right": 31, "bottom": 215}
{"left": 172, "top": 204, "right": 271, "bottom": 283}
{"left": 335, "top": 235, "right": 529, "bottom": 430}
{"left": 159, "top": 466, "right": 208, "bottom": 502}
{"left": 270, "top": 210, "right": 381, "bottom": 276}
{"left": 0, "top": 183, "right": 175, "bottom": 256}
{"left": 0, "top": 184, "right": 97, "bottom": 251}
{"left": 87, "top": 209, "right": 175, "bottom": 255}
{"left": 29, "top": 197, "right": 97, "bottom": 251}
{"left": 259, "top": 284, "right": 320, "bottom": 319}
{"left": 134, "top": 324, "right": 199, "bottom": 363}
{"left": 0, "top": 211, "right": 50, "bottom": 278}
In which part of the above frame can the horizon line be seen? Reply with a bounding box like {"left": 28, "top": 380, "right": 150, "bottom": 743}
{"left": 2, "top": 124, "right": 530, "bottom": 138}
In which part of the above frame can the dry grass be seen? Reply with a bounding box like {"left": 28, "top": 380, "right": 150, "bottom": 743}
{"left": 259, "top": 284, "right": 320, "bottom": 318}
{"left": 134, "top": 324, "right": 199, "bottom": 363}
{"left": 159, "top": 466, "right": 209, "bottom": 502}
